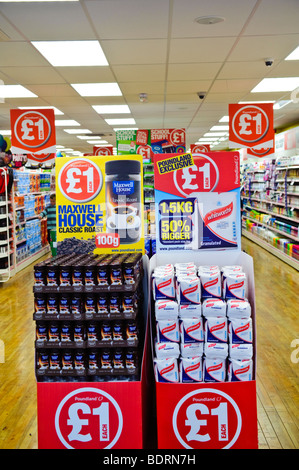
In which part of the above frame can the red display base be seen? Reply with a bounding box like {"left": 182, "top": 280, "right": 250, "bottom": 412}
{"left": 155, "top": 380, "right": 258, "bottom": 449}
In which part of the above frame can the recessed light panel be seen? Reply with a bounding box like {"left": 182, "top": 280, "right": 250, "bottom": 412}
{"left": 92, "top": 105, "right": 130, "bottom": 114}
{"left": 251, "top": 77, "right": 299, "bottom": 93}
{"left": 71, "top": 83, "right": 122, "bottom": 96}
{"left": 0, "top": 85, "right": 37, "bottom": 98}
{"left": 105, "top": 118, "right": 136, "bottom": 125}
{"left": 31, "top": 41, "right": 108, "bottom": 67}
{"left": 285, "top": 46, "right": 299, "bottom": 61}
{"left": 210, "top": 125, "right": 229, "bottom": 131}
{"left": 19, "top": 106, "right": 63, "bottom": 115}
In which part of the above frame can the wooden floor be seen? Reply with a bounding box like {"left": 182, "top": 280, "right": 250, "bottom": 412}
{"left": 0, "top": 237, "right": 298, "bottom": 449}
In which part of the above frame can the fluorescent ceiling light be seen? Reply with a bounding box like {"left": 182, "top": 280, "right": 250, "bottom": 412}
{"left": 19, "top": 106, "right": 63, "bottom": 115}
{"left": 31, "top": 41, "right": 108, "bottom": 67}
{"left": 55, "top": 120, "right": 80, "bottom": 126}
{"left": 199, "top": 137, "right": 219, "bottom": 141}
{"left": 64, "top": 129, "right": 92, "bottom": 134}
{"left": 71, "top": 83, "right": 122, "bottom": 96}
{"left": 285, "top": 45, "right": 299, "bottom": 61}
{"left": 105, "top": 118, "right": 136, "bottom": 125}
{"left": 273, "top": 100, "right": 292, "bottom": 110}
{"left": 204, "top": 132, "right": 227, "bottom": 137}
{"left": 219, "top": 116, "right": 229, "bottom": 122}
{"left": 0, "top": 85, "right": 37, "bottom": 98}
{"left": 251, "top": 77, "right": 299, "bottom": 93}
{"left": 239, "top": 100, "right": 274, "bottom": 104}
{"left": 113, "top": 127, "right": 139, "bottom": 131}
{"left": 88, "top": 140, "right": 108, "bottom": 144}
{"left": 0, "top": 130, "right": 11, "bottom": 135}
{"left": 77, "top": 135, "right": 102, "bottom": 140}
{"left": 92, "top": 105, "right": 130, "bottom": 114}
{"left": 60, "top": 148, "right": 74, "bottom": 152}
{"left": 56, "top": 145, "right": 65, "bottom": 149}
{"left": 210, "top": 125, "right": 229, "bottom": 131}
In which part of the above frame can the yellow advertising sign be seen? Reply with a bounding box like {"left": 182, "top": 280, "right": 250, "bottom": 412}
{"left": 55, "top": 155, "right": 144, "bottom": 256}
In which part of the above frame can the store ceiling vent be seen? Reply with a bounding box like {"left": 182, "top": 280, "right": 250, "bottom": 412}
{"left": 0, "top": 29, "right": 10, "bottom": 42}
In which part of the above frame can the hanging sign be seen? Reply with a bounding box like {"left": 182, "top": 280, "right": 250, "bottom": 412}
{"left": 190, "top": 144, "right": 210, "bottom": 152}
{"left": 93, "top": 146, "right": 113, "bottom": 156}
{"left": 10, "top": 108, "right": 56, "bottom": 155}
{"left": 228, "top": 103, "right": 274, "bottom": 150}
{"left": 27, "top": 153, "right": 56, "bottom": 165}
{"left": 151, "top": 128, "right": 186, "bottom": 154}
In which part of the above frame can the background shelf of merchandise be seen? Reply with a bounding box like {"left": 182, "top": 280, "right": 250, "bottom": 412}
{"left": 241, "top": 156, "right": 299, "bottom": 271}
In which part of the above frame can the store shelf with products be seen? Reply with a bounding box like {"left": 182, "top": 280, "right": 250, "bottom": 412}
{"left": 0, "top": 167, "right": 14, "bottom": 282}
{"left": 241, "top": 155, "right": 299, "bottom": 270}
{"left": 0, "top": 168, "right": 53, "bottom": 281}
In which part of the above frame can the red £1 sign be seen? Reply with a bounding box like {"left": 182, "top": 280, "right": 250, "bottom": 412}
{"left": 10, "top": 108, "right": 56, "bottom": 154}
{"left": 58, "top": 158, "right": 103, "bottom": 203}
{"left": 229, "top": 103, "right": 274, "bottom": 149}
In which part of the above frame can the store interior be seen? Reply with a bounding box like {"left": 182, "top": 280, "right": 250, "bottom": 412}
{"left": 0, "top": 0, "right": 298, "bottom": 451}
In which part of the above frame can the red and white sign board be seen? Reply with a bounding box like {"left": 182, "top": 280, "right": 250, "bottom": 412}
{"left": 190, "top": 144, "right": 210, "bottom": 153}
{"left": 37, "top": 381, "right": 144, "bottom": 449}
{"left": 229, "top": 103, "right": 274, "bottom": 150}
{"left": 10, "top": 108, "right": 56, "bottom": 155}
{"left": 93, "top": 146, "right": 113, "bottom": 156}
{"left": 156, "top": 381, "right": 258, "bottom": 449}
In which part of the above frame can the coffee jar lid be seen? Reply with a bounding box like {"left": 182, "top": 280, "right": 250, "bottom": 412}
{"left": 105, "top": 159, "right": 140, "bottom": 175}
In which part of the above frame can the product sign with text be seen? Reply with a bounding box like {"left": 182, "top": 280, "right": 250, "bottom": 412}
{"left": 56, "top": 155, "right": 144, "bottom": 256}
{"left": 154, "top": 152, "right": 241, "bottom": 252}
{"left": 229, "top": 103, "right": 274, "bottom": 150}
{"left": 10, "top": 108, "right": 56, "bottom": 155}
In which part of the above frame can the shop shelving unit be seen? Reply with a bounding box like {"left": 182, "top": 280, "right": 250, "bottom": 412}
{"left": 241, "top": 159, "right": 299, "bottom": 271}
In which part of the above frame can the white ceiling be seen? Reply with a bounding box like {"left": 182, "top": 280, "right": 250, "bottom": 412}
{"left": 0, "top": 0, "right": 299, "bottom": 154}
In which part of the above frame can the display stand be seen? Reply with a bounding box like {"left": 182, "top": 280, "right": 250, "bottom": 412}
{"left": 36, "top": 155, "right": 155, "bottom": 449}
{"left": 150, "top": 152, "right": 258, "bottom": 449}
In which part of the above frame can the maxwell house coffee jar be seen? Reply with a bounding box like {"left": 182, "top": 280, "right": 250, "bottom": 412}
{"left": 105, "top": 160, "right": 141, "bottom": 244}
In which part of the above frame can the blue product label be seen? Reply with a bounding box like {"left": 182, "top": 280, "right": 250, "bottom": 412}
{"left": 113, "top": 181, "right": 134, "bottom": 195}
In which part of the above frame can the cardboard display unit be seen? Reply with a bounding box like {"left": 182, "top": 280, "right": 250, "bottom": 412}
{"left": 150, "top": 151, "right": 258, "bottom": 449}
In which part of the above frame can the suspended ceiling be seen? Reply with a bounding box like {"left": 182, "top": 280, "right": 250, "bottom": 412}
{"left": 0, "top": 0, "right": 299, "bottom": 155}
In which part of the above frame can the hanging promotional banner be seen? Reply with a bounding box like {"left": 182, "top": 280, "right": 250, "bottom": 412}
{"left": 116, "top": 129, "right": 152, "bottom": 160}
{"left": 228, "top": 103, "right": 274, "bottom": 150}
{"left": 93, "top": 146, "right": 113, "bottom": 156}
{"left": 151, "top": 128, "right": 186, "bottom": 154}
{"left": 10, "top": 108, "right": 56, "bottom": 155}
{"left": 56, "top": 155, "right": 144, "bottom": 256}
{"left": 190, "top": 144, "right": 210, "bottom": 153}
{"left": 154, "top": 152, "right": 241, "bottom": 252}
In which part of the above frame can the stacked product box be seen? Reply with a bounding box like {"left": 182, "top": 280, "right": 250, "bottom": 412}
{"left": 33, "top": 252, "right": 144, "bottom": 382}
{"left": 152, "top": 263, "right": 253, "bottom": 383}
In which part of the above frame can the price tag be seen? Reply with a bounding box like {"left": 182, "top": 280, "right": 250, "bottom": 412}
{"left": 10, "top": 108, "right": 56, "bottom": 154}
{"left": 58, "top": 158, "right": 103, "bottom": 203}
{"left": 229, "top": 103, "right": 274, "bottom": 149}
{"left": 172, "top": 388, "right": 242, "bottom": 449}
{"left": 55, "top": 387, "right": 123, "bottom": 449}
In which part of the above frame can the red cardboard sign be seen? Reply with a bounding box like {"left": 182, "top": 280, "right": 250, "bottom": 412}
{"left": 156, "top": 381, "right": 258, "bottom": 449}
{"left": 154, "top": 152, "right": 240, "bottom": 197}
{"left": 229, "top": 103, "right": 274, "bottom": 149}
{"left": 37, "top": 381, "right": 144, "bottom": 449}
{"left": 93, "top": 146, "right": 113, "bottom": 156}
{"left": 190, "top": 144, "right": 210, "bottom": 152}
{"left": 10, "top": 108, "right": 56, "bottom": 154}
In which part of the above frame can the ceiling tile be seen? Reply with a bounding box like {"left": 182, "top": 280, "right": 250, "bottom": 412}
{"left": 101, "top": 39, "right": 168, "bottom": 65}
{"left": 0, "top": 66, "right": 66, "bottom": 85}
{"left": 244, "top": 0, "right": 299, "bottom": 35}
{"left": 0, "top": 42, "right": 49, "bottom": 67}
{"left": 169, "top": 37, "right": 236, "bottom": 63}
{"left": 85, "top": 0, "right": 169, "bottom": 40}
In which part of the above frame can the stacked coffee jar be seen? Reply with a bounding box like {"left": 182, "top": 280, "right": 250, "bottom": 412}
{"left": 33, "top": 252, "right": 144, "bottom": 381}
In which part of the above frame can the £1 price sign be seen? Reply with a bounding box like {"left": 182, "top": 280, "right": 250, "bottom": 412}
{"left": 58, "top": 158, "right": 103, "bottom": 203}
{"left": 10, "top": 108, "right": 56, "bottom": 154}
{"left": 229, "top": 103, "right": 274, "bottom": 150}
{"left": 54, "top": 387, "right": 123, "bottom": 449}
